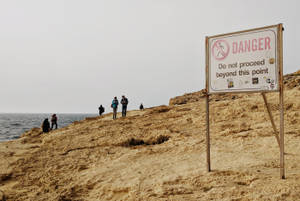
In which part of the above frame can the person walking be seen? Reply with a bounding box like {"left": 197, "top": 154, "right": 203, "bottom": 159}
{"left": 51, "top": 114, "right": 58, "bottom": 130}
{"left": 98, "top": 105, "right": 105, "bottom": 116}
{"left": 121, "top": 95, "right": 129, "bottom": 117}
{"left": 42, "top": 118, "right": 50, "bottom": 133}
{"left": 111, "top": 97, "right": 119, "bottom": 119}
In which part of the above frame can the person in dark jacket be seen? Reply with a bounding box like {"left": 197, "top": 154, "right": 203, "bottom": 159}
{"left": 121, "top": 95, "right": 129, "bottom": 117}
{"left": 42, "top": 118, "right": 50, "bottom": 133}
{"left": 111, "top": 97, "right": 119, "bottom": 119}
{"left": 51, "top": 114, "right": 58, "bottom": 130}
{"left": 139, "top": 103, "right": 144, "bottom": 110}
{"left": 98, "top": 105, "right": 105, "bottom": 116}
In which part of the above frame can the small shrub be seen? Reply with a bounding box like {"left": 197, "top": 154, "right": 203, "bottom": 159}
{"left": 121, "top": 138, "right": 145, "bottom": 147}
{"left": 120, "top": 135, "right": 170, "bottom": 147}
{"left": 151, "top": 135, "right": 170, "bottom": 145}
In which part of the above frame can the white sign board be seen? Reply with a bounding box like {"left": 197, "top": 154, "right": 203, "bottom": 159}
{"left": 207, "top": 25, "right": 280, "bottom": 94}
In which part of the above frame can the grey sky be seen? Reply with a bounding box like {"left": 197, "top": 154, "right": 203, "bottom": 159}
{"left": 0, "top": 0, "right": 299, "bottom": 113}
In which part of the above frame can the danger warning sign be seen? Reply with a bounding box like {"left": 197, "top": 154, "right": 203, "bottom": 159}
{"left": 207, "top": 25, "right": 281, "bottom": 94}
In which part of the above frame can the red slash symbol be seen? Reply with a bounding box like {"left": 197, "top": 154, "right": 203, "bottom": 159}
{"left": 212, "top": 40, "right": 230, "bottom": 61}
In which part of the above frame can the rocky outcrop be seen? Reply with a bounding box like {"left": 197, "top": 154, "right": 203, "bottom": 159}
{"left": 0, "top": 71, "right": 300, "bottom": 201}
{"left": 284, "top": 71, "right": 300, "bottom": 89}
{"left": 169, "top": 89, "right": 206, "bottom": 105}
{"left": 169, "top": 72, "right": 300, "bottom": 106}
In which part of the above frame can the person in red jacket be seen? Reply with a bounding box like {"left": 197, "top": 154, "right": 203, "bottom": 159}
{"left": 51, "top": 114, "right": 58, "bottom": 129}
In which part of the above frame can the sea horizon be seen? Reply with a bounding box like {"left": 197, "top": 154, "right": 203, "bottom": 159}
{"left": 0, "top": 113, "right": 98, "bottom": 142}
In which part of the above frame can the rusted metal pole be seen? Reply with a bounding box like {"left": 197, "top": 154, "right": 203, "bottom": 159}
{"left": 205, "top": 36, "right": 211, "bottom": 172}
{"left": 206, "top": 93, "right": 211, "bottom": 172}
{"left": 261, "top": 92, "right": 280, "bottom": 148}
{"left": 278, "top": 23, "right": 285, "bottom": 179}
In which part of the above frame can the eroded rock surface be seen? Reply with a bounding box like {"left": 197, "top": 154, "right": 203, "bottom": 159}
{"left": 0, "top": 72, "right": 300, "bottom": 201}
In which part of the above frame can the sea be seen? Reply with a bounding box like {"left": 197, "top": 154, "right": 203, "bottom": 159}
{"left": 0, "top": 113, "right": 98, "bottom": 142}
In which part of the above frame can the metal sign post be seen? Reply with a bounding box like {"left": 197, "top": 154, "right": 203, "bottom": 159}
{"left": 205, "top": 24, "right": 284, "bottom": 178}
{"left": 261, "top": 92, "right": 280, "bottom": 147}
{"left": 205, "top": 36, "right": 211, "bottom": 172}
{"left": 278, "top": 23, "right": 285, "bottom": 179}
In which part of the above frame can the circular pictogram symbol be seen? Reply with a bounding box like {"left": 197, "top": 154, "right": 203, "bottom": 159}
{"left": 212, "top": 40, "right": 230, "bottom": 61}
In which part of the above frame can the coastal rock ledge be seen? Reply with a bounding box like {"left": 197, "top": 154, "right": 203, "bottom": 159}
{"left": 0, "top": 71, "right": 300, "bottom": 201}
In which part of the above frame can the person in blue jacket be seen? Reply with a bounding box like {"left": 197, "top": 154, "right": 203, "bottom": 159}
{"left": 111, "top": 97, "right": 119, "bottom": 119}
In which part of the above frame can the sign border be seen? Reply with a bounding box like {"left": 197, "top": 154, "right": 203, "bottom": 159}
{"left": 206, "top": 24, "right": 281, "bottom": 95}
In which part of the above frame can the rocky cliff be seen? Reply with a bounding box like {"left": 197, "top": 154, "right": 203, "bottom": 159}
{"left": 0, "top": 72, "right": 300, "bottom": 201}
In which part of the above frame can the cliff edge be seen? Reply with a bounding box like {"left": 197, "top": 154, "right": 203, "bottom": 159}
{"left": 0, "top": 72, "right": 300, "bottom": 201}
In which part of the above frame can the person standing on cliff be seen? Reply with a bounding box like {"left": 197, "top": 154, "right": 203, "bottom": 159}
{"left": 42, "top": 118, "right": 50, "bottom": 133}
{"left": 51, "top": 114, "right": 58, "bottom": 129}
{"left": 121, "top": 95, "right": 129, "bottom": 117}
{"left": 111, "top": 97, "right": 119, "bottom": 119}
{"left": 98, "top": 105, "right": 105, "bottom": 116}
{"left": 139, "top": 103, "right": 144, "bottom": 110}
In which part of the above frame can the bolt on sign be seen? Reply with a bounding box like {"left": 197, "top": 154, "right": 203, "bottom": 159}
{"left": 207, "top": 25, "right": 280, "bottom": 93}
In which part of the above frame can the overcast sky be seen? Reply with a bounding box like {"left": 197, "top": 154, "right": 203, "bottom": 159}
{"left": 0, "top": 0, "right": 299, "bottom": 113}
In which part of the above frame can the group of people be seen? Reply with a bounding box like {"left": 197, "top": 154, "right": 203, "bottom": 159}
{"left": 98, "top": 95, "right": 144, "bottom": 119}
{"left": 40, "top": 96, "right": 144, "bottom": 133}
{"left": 42, "top": 114, "right": 58, "bottom": 133}
{"left": 111, "top": 95, "right": 129, "bottom": 119}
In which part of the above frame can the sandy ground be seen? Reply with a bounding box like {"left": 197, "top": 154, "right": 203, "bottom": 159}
{"left": 0, "top": 73, "right": 300, "bottom": 201}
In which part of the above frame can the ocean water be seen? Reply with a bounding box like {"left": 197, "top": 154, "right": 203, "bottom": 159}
{"left": 0, "top": 113, "right": 97, "bottom": 142}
